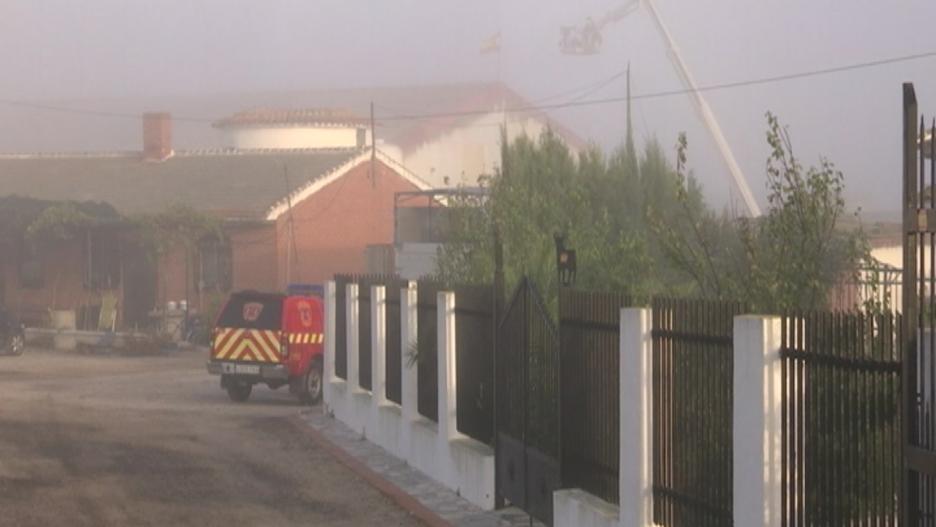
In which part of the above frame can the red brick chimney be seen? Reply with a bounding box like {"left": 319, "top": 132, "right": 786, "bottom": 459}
{"left": 142, "top": 112, "right": 172, "bottom": 161}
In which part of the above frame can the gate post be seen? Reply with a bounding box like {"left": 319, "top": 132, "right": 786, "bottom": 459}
{"left": 372, "top": 285, "right": 387, "bottom": 406}
{"left": 346, "top": 282, "right": 360, "bottom": 391}
{"left": 619, "top": 307, "right": 653, "bottom": 527}
{"left": 437, "top": 291, "right": 457, "bottom": 440}
{"left": 324, "top": 280, "right": 337, "bottom": 409}
{"left": 733, "top": 315, "right": 782, "bottom": 527}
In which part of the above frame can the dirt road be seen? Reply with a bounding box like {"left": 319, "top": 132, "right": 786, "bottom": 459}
{"left": 0, "top": 349, "right": 424, "bottom": 527}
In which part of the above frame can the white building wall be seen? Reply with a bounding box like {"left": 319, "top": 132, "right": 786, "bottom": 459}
{"left": 223, "top": 126, "right": 367, "bottom": 150}
{"left": 401, "top": 112, "right": 556, "bottom": 188}
{"left": 871, "top": 245, "right": 902, "bottom": 269}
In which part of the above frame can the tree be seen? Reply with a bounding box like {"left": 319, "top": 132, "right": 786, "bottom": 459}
{"left": 653, "top": 113, "right": 867, "bottom": 312}
{"left": 436, "top": 129, "right": 661, "bottom": 306}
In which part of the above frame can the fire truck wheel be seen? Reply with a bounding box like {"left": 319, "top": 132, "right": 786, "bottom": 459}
{"left": 300, "top": 360, "right": 323, "bottom": 405}
{"left": 226, "top": 381, "right": 252, "bottom": 403}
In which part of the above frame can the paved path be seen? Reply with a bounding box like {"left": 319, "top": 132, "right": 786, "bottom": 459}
{"left": 0, "top": 348, "right": 424, "bottom": 526}
{"left": 301, "top": 411, "right": 544, "bottom": 527}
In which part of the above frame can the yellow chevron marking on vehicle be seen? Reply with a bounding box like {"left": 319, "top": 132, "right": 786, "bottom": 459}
{"left": 318, "top": 334, "right": 324, "bottom": 344}
{"left": 233, "top": 339, "right": 264, "bottom": 362}
{"left": 215, "top": 328, "right": 245, "bottom": 359}
{"left": 254, "top": 331, "right": 279, "bottom": 362}
{"left": 288, "top": 334, "right": 296, "bottom": 344}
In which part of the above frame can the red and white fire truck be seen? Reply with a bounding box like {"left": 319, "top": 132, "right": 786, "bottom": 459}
{"left": 206, "top": 291, "right": 324, "bottom": 404}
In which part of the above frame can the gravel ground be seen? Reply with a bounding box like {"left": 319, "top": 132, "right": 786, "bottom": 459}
{"left": 0, "top": 348, "right": 425, "bottom": 527}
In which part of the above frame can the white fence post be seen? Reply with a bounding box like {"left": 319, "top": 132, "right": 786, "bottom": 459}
{"left": 619, "top": 307, "right": 653, "bottom": 527}
{"left": 733, "top": 315, "right": 783, "bottom": 527}
{"left": 346, "top": 282, "right": 360, "bottom": 390}
{"left": 401, "top": 282, "right": 419, "bottom": 422}
{"left": 372, "top": 285, "right": 387, "bottom": 405}
{"left": 323, "top": 280, "right": 337, "bottom": 409}
{"left": 437, "top": 291, "right": 457, "bottom": 440}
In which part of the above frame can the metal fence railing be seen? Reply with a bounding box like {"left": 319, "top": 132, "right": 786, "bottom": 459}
{"left": 358, "top": 278, "right": 373, "bottom": 391}
{"left": 780, "top": 311, "right": 901, "bottom": 526}
{"left": 559, "top": 288, "right": 632, "bottom": 505}
{"left": 384, "top": 278, "right": 407, "bottom": 405}
{"left": 651, "top": 297, "right": 743, "bottom": 527}
{"left": 453, "top": 284, "right": 495, "bottom": 444}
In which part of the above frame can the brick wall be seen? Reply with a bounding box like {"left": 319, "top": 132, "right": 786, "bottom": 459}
{"left": 275, "top": 159, "right": 426, "bottom": 286}
{"left": 0, "top": 238, "right": 125, "bottom": 328}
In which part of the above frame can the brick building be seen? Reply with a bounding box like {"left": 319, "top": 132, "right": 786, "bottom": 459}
{"left": 0, "top": 113, "right": 429, "bottom": 329}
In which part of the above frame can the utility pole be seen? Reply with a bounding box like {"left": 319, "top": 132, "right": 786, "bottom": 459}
{"left": 370, "top": 101, "right": 376, "bottom": 187}
{"left": 625, "top": 62, "right": 640, "bottom": 180}
{"left": 283, "top": 164, "right": 301, "bottom": 286}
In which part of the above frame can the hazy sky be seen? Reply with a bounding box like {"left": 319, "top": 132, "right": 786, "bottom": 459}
{"left": 1, "top": 0, "right": 935, "bottom": 214}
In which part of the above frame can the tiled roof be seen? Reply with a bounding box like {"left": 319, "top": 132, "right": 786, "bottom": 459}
{"left": 0, "top": 148, "right": 360, "bottom": 218}
{"left": 0, "top": 82, "right": 585, "bottom": 154}
{"left": 213, "top": 108, "right": 367, "bottom": 129}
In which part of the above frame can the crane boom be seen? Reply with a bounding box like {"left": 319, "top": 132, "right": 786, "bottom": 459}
{"left": 642, "top": 0, "right": 761, "bottom": 216}
{"left": 562, "top": 1, "right": 762, "bottom": 216}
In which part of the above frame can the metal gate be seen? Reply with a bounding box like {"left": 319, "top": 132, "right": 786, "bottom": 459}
{"left": 903, "top": 82, "right": 936, "bottom": 525}
{"left": 495, "top": 278, "right": 561, "bottom": 525}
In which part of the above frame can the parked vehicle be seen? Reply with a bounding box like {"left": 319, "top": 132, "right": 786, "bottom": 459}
{"left": 206, "top": 291, "right": 324, "bottom": 404}
{"left": 0, "top": 308, "right": 25, "bottom": 356}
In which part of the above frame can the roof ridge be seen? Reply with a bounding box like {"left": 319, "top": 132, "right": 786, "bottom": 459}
{"left": 0, "top": 146, "right": 364, "bottom": 160}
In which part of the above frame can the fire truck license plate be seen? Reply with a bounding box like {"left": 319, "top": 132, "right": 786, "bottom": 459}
{"left": 222, "top": 363, "right": 260, "bottom": 375}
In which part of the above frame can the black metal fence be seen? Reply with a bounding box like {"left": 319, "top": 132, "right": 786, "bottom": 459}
{"left": 334, "top": 274, "right": 350, "bottom": 380}
{"left": 384, "top": 278, "right": 407, "bottom": 405}
{"left": 559, "top": 288, "right": 632, "bottom": 504}
{"left": 780, "top": 312, "right": 902, "bottom": 526}
{"left": 358, "top": 278, "right": 373, "bottom": 391}
{"left": 902, "top": 87, "right": 936, "bottom": 526}
{"left": 651, "top": 298, "right": 743, "bottom": 527}
{"left": 417, "top": 281, "right": 441, "bottom": 422}
{"left": 453, "top": 284, "right": 495, "bottom": 444}
{"left": 495, "top": 278, "right": 562, "bottom": 524}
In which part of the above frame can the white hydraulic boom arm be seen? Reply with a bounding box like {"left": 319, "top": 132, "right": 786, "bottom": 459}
{"left": 586, "top": 0, "right": 762, "bottom": 216}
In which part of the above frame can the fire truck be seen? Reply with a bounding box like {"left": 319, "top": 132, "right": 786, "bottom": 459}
{"left": 206, "top": 291, "right": 324, "bottom": 404}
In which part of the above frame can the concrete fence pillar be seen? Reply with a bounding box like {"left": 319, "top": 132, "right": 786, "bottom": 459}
{"left": 346, "top": 282, "right": 360, "bottom": 391}
{"left": 437, "top": 291, "right": 457, "bottom": 440}
{"left": 401, "top": 282, "right": 419, "bottom": 422}
{"left": 372, "top": 285, "right": 387, "bottom": 406}
{"left": 619, "top": 307, "right": 654, "bottom": 527}
{"left": 323, "top": 280, "right": 338, "bottom": 409}
{"left": 733, "top": 315, "right": 783, "bottom": 527}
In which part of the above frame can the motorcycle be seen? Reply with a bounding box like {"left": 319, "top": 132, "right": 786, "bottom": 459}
{"left": 0, "top": 309, "right": 25, "bottom": 356}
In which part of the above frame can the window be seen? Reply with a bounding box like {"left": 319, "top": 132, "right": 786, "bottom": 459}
{"left": 84, "top": 230, "right": 121, "bottom": 290}
{"left": 198, "top": 237, "right": 232, "bottom": 292}
{"left": 17, "top": 239, "right": 43, "bottom": 289}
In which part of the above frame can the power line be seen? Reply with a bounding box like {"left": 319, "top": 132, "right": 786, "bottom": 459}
{"left": 377, "top": 50, "right": 936, "bottom": 122}
{"left": 0, "top": 98, "right": 216, "bottom": 123}
{"left": 530, "top": 67, "right": 630, "bottom": 104}
{"left": 1, "top": 50, "right": 934, "bottom": 126}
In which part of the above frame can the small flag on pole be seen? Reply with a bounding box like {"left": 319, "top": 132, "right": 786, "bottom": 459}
{"left": 480, "top": 32, "right": 502, "bottom": 55}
